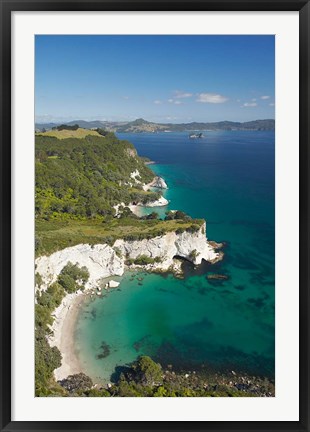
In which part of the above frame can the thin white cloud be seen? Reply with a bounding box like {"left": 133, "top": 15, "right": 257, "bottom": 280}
{"left": 123, "top": 96, "right": 130, "bottom": 100}
{"left": 251, "top": 98, "right": 257, "bottom": 102}
{"left": 174, "top": 90, "right": 193, "bottom": 99}
{"left": 269, "top": 103, "right": 275, "bottom": 107}
{"left": 168, "top": 98, "right": 183, "bottom": 105}
{"left": 154, "top": 100, "right": 162, "bottom": 104}
{"left": 196, "top": 93, "right": 228, "bottom": 104}
{"left": 243, "top": 102, "right": 258, "bottom": 107}
{"left": 261, "top": 95, "right": 270, "bottom": 100}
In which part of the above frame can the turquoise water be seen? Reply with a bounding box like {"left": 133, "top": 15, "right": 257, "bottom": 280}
{"left": 75, "top": 131, "right": 275, "bottom": 383}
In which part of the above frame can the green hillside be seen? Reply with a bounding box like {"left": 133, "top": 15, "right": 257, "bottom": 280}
{"left": 36, "top": 127, "right": 102, "bottom": 140}
{"left": 35, "top": 130, "right": 157, "bottom": 220}
{"left": 35, "top": 128, "right": 203, "bottom": 255}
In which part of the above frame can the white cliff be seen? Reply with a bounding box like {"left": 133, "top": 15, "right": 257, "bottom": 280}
{"left": 130, "top": 169, "right": 142, "bottom": 184}
{"left": 142, "top": 196, "right": 169, "bottom": 207}
{"left": 143, "top": 176, "right": 168, "bottom": 191}
{"left": 37, "top": 223, "right": 221, "bottom": 381}
{"left": 153, "top": 176, "right": 168, "bottom": 189}
{"left": 35, "top": 243, "right": 124, "bottom": 290}
{"left": 35, "top": 223, "right": 219, "bottom": 290}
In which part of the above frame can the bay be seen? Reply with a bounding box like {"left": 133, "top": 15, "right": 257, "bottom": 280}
{"left": 74, "top": 130, "right": 275, "bottom": 383}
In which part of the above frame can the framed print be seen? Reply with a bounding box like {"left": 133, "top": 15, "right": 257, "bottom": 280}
{"left": 1, "top": 1, "right": 309, "bottom": 431}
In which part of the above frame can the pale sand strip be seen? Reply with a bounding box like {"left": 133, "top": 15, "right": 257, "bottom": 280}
{"left": 49, "top": 291, "right": 87, "bottom": 381}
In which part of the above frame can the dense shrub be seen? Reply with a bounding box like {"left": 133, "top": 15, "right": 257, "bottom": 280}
{"left": 35, "top": 272, "right": 43, "bottom": 288}
{"left": 131, "top": 356, "right": 163, "bottom": 386}
{"left": 126, "top": 255, "right": 162, "bottom": 266}
{"left": 35, "top": 328, "right": 62, "bottom": 395}
{"left": 165, "top": 210, "right": 192, "bottom": 221}
{"left": 56, "top": 124, "right": 79, "bottom": 131}
{"left": 57, "top": 262, "right": 90, "bottom": 293}
{"left": 35, "top": 304, "right": 53, "bottom": 331}
{"left": 60, "top": 262, "right": 89, "bottom": 284}
{"left": 186, "top": 224, "right": 201, "bottom": 233}
{"left": 189, "top": 249, "right": 199, "bottom": 260}
{"left": 57, "top": 273, "right": 76, "bottom": 293}
{"left": 59, "top": 373, "right": 93, "bottom": 393}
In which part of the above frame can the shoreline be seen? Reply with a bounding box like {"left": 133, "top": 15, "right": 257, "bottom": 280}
{"left": 49, "top": 291, "right": 87, "bottom": 381}
{"left": 48, "top": 268, "right": 274, "bottom": 392}
{"left": 44, "top": 173, "right": 219, "bottom": 382}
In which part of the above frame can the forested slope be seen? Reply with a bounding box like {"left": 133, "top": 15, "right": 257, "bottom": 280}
{"left": 35, "top": 129, "right": 158, "bottom": 219}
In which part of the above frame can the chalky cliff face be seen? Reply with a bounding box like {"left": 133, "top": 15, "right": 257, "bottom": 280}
{"left": 35, "top": 223, "right": 219, "bottom": 290}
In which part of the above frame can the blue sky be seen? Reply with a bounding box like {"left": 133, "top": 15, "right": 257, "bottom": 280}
{"left": 35, "top": 35, "right": 275, "bottom": 123}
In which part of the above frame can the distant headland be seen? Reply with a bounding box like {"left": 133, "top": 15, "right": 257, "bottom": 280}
{"left": 35, "top": 118, "right": 275, "bottom": 134}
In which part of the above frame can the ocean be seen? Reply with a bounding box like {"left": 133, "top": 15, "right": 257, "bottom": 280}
{"left": 74, "top": 130, "right": 275, "bottom": 383}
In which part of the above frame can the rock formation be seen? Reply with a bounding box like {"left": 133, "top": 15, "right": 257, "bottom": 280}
{"left": 150, "top": 176, "right": 168, "bottom": 189}
{"left": 35, "top": 223, "right": 219, "bottom": 290}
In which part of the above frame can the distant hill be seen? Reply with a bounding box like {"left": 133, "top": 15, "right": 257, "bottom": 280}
{"left": 36, "top": 118, "right": 275, "bottom": 133}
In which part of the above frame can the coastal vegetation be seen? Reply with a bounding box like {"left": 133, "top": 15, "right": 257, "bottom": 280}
{"left": 35, "top": 262, "right": 90, "bottom": 396}
{"left": 38, "top": 348, "right": 275, "bottom": 397}
{"left": 35, "top": 217, "right": 204, "bottom": 256}
{"left": 35, "top": 131, "right": 158, "bottom": 219}
{"left": 57, "top": 262, "right": 90, "bottom": 293}
{"left": 125, "top": 255, "right": 163, "bottom": 266}
{"left": 35, "top": 128, "right": 205, "bottom": 256}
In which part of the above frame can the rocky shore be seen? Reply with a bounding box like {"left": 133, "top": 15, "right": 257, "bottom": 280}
{"left": 36, "top": 173, "right": 223, "bottom": 382}
{"left": 36, "top": 223, "right": 221, "bottom": 381}
{"left": 143, "top": 176, "right": 168, "bottom": 190}
{"left": 36, "top": 223, "right": 219, "bottom": 290}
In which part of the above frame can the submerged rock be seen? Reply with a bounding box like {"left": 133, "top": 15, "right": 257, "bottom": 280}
{"left": 207, "top": 274, "right": 229, "bottom": 280}
{"left": 96, "top": 341, "right": 111, "bottom": 360}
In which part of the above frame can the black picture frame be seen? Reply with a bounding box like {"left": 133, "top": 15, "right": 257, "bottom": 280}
{"left": 1, "top": 1, "right": 309, "bottom": 431}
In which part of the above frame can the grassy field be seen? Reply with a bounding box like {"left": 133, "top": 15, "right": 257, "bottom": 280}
{"left": 36, "top": 217, "right": 204, "bottom": 257}
{"left": 36, "top": 128, "right": 101, "bottom": 140}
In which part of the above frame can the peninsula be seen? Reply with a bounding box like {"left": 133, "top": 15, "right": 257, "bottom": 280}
{"left": 35, "top": 126, "right": 224, "bottom": 396}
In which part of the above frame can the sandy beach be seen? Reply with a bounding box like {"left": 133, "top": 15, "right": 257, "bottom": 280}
{"left": 48, "top": 291, "right": 87, "bottom": 381}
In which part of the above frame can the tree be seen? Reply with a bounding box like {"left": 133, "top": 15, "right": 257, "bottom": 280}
{"left": 165, "top": 211, "right": 175, "bottom": 220}
{"left": 146, "top": 211, "right": 159, "bottom": 220}
{"left": 35, "top": 328, "right": 62, "bottom": 393}
{"left": 57, "top": 273, "right": 76, "bottom": 293}
{"left": 189, "top": 249, "right": 199, "bottom": 261}
{"left": 131, "top": 356, "right": 163, "bottom": 386}
{"left": 59, "top": 373, "right": 93, "bottom": 393}
{"left": 175, "top": 210, "right": 191, "bottom": 221}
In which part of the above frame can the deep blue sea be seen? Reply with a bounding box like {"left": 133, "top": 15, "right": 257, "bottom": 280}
{"left": 74, "top": 131, "right": 275, "bottom": 383}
